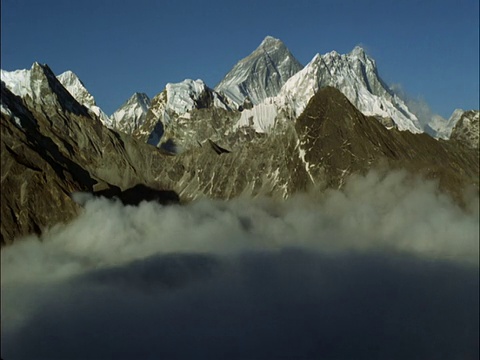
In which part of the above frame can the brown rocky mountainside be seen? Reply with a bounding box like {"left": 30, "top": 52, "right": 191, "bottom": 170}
{"left": 295, "top": 87, "right": 479, "bottom": 195}
{"left": 1, "top": 65, "right": 478, "bottom": 245}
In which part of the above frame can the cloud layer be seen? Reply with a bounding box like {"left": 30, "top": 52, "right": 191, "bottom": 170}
{"left": 2, "top": 170, "right": 479, "bottom": 359}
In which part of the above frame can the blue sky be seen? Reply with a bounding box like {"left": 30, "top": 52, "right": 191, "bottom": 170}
{"left": 1, "top": 0, "right": 479, "bottom": 118}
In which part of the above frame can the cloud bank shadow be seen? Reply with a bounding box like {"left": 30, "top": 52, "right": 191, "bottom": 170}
{"left": 2, "top": 249, "right": 478, "bottom": 360}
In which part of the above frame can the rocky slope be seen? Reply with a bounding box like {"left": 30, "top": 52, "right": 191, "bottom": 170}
{"left": 294, "top": 87, "right": 478, "bottom": 195}
{"left": 450, "top": 110, "right": 479, "bottom": 149}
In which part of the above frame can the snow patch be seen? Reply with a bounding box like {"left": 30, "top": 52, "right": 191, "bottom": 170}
{"left": 1, "top": 103, "right": 22, "bottom": 128}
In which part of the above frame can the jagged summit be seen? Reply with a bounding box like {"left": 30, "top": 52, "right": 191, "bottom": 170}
{"left": 349, "top": 45, "right": 368, "bottom": 59}
{"left": 56, "top": 70, "right": 112, "bottom": 127}
{"left": 1, "top": 62, "right": 91, "bottom": 117}
{"left": 132, "top": 92, "right": 150, "bottom": 102}
{"left": 111, "top": 92, "right": 151, "bottom": 134}
{"left": 57, "top": 70, "right": 96, "bottom": 108}
{"left": 215, "top": 36, "right": 303, "bottom": 107}
{"left": 134, "top": 78, "right": 232, "bottom": 148}
{"left": 1, "top": 64, "right": 113, "bottom": 127}
{"left": 2, "top": 63, "right": 52, "bottom": 100}
{"left": 257, "top": 35, "right": 284, "bottom": 48}
{"left": 117, "top": 92, "right": 150, "bottom": 109}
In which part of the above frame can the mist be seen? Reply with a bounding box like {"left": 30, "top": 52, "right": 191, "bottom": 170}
{"left": 389, "top": 83, "right": 449, "bottom": 133}
{"left": 2, "top": 170, "right": 478, "bottom": 359}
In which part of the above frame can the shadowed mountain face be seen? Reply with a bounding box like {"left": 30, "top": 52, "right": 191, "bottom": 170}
{"left": 1, "top": 63, "right": 478, "bottom": 245}
{"left": 295, "top": 87, "right": 479, "bottom": 196}
{"left": 93, "top": 184, "right": 180, "bottom": 206}
{"left": 1, "top": 66, "right": 179, "bottom": 245}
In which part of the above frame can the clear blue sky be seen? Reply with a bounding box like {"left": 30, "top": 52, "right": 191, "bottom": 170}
{"left": 1, "top": 0, "right": 479, "bottom": 118}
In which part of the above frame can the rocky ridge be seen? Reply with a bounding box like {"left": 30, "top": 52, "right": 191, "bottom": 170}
{"left": 134, "top": 79, "right": 234, "bottom": 151}
{"left": 56, "top": 70, "right": 113, "bottom": 127}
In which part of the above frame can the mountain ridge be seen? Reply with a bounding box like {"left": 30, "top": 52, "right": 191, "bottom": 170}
{"left": 3, "top": 37, "right": 476, "bottom": 144}
{"left": 1, "top": 37, "right": 479, "bottom": 244}
{"left": 2, "top": 60, "right": 478, "bottom": 244}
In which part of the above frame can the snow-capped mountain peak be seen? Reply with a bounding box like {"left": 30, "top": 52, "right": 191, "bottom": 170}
{"left": 236, "top": 46, "right": 423, "bottom": 134}
{"left": 166, "top": 79, "right": 215, "bottom": 114}
{"left": 136, "top": 78, "right": 233, "bottom": 148}
{"left": 111, "top": 92, "right": 151, "bottom": 134}
{"left": 56, "top": 70, "right": 96, "bottom": 108}
{"left": 349, "top": 45, "right": 368, "bottom": 59}
{"left": 215, "top": 36, "right": 303, "bottom": 107}
{"left": 56, "top": 70, "right": 112, "bottom": 127}
{"left": 0, "top": 62, "right": 63, "bottom": 102}
{"left": 131, "top": 92, "right": 150, "bottom": 110}
{"left": 1, "top": 62, "right": 96, "bottom": 121}
{"left": 258, "top": 35, "right": 279, "bottom": 46}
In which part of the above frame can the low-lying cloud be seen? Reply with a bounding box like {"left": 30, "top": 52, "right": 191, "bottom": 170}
{"left": 2, "top": 170, "right": 479, "bottom": 359}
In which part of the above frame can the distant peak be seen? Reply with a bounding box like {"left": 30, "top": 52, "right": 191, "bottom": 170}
{"left": 59, "top": 71, "right": 91, "bottom": 91}
{"left": 132, "top": 92, "right": 150, "bottom": 102}
{"left": 57, "top": 70, "right": 85, "bottom": 86}
{"left": 31, "top": 61, "right": 47, "bottom": 68}
{"left": 30, "top": 62, "right": 57, "bottom": 79}
{"left": 352, "top": 45, "right": 366, "bottom": 53}
{"left": 350, "top": 46, "right": 367, "bottom": 59}
{"left": 324, "top": 50, "right": 341, "bottom": 58}
{"left": 58, "top": 70, "right": 77, "bottom": 78}
{"left": 31, "top": 62, "right": 51, "bottom": 74}
{"left": 258, "top": 35, "right": 283, "bottom": 48}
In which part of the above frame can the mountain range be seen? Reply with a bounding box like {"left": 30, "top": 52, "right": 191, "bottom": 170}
{"left": 1, "top": 36, "right": 479, "bottom": 244}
